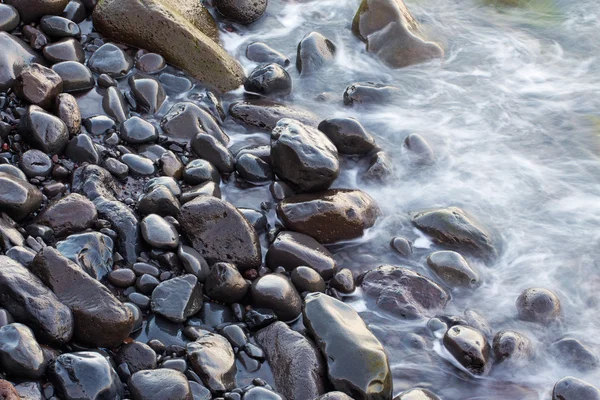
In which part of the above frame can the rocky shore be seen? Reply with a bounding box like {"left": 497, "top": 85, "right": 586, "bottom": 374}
{"left": 0, "top": 0, "right": 597, "bottom": 399}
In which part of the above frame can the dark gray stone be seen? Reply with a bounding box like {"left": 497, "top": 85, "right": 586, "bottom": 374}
{"left": 244, "top": 63, "right": 292, "bottom": 97}
{"left": 0, "top": 32, "right": 45, "bottom": 91}
{"left": 216, "top": 0, "right": 267, "bottom": 24}
{"left": 552, "top": 377, "right": 600, "bottom": 400}
{"left": 56, "top": 232, "right": 114, "bottom": 280}
{"left": 516, "top": 287, "right": 561, "bottom": 324}
{"left": 40, "top": 15, "right": 81, "bottom": 38}
{"left": 251, "top": 274, "right": 302, "bottom": 322}
{"left": 19, "top": 149, "right": 52, "bottom": 178}
{"left": 229, "top": 100, "right": 319, "bottom": 132}
{"left": 426, "top": 250, "right": 479, "bottom": 288}
{"left": 43, "top": 38, "right": 85, "bottom": 63}
{"left": 22, "top": 105, "right": 69, "bottom": 155}
{"left": 161, "top": 102, "right": 229, "bottom": 145}
{"left": 191, "top": 132, "right": 235, "bottom": 174}
{"left": 129, "top": 73, "right": 166, "bottom": 114}
{"left": 141, "top": 214, "right": 179, "bottom": 249}
{"left": 0, "top": 323, "right": 46, "bottom": 378}
{"left": 0, "top": 5, "right": 19, "bottom": 32}
{"left": 318, "top": 117, "right": 376, "bottom": 155}
{"left": 103, "top": 86, "right": 129, "bottom": 123}
{"left": 138, "top": 185, "right": 180, "bottom": 217}
{"left": 204, "top": 262, "right": 249, "bottom": 304}
{"left": 186, "top": 331, "right": 236, "bottom": 394}
{"left": 129, "top": 369, "right": 193, "bottom": 400}
{"left": 151, "top": 275, "right": 203, "bottom": 323}
{"left": 88, "top": 43, "right": 134, "bottom": 77}
{"left": 443, "top": 325, "right": 490, "bottom": 375}
{"left": 0, "top": 172, "right": 43, "bottom": 221}
{"left": 246, "top": 42, "right": 290, "bottom": 67}
{"left": 65, "top": 133, "right": 100, "bottom": 164}
{"left": 296, "top": 32, "right": 336, "bottom": 76}
{"left": 37, "top": 193, "right": 97, "bottom": 237}
{"left": 291, "top": 266, "right": 326, "bottom": 293}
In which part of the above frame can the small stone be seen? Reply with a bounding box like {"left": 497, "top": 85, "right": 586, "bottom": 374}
{"left": 0, "top": 172, "right": 43, "bottom": 221}
{"left": 393, "top": 388, "right": 441, "bottom": 400}
{"left": 178, "top": 244, "right": 210, "bottom": 282}
{"left": 296, "top": 32, "right": 336, "bottom": 76}
{"left": 136, "top": 53, "right": 166, "bottom": 73}
{"left": 129, "top": 73, "right": 166, "bottom": 114}
{"left": 216, "top": 0, "right": 267, "bottom": 24}
{"left": 291, "top": 266, "right": 326, "bottom": 293}
{"left": 15, "top": 63, "right": 63, "bottom": 109}
{"left": 65, "top": 133, "right": 99, "bottom": 164}
{"left": 55, "top": 93, "right": 82, "bottom": 135}
{"left": 550, "top": 337, "right": 598, "bottom": 371}
{"left": 390, "top": 237, "right": 412, "bottom": 256}
{"left": 109, "top": 268, "right": 136, "bottom": 288}
{"left": 251, "top": 274, "right": 302, "bottom": 322}
{"left": 516, "top": 287, "right": 561, "bottom": 324}
{"left": 246, "top": 42, "right": 290, "bottom": 67}
{"left": 56, "top": 232, "right": 113, "bottom": 280}
{"left": 88, "top": 43, "right": 134, "bottom": 77}
{"left": 245, "top": 63, "right": 292, "bottom": 97}
{"left": 426, "top": 251, "right": 479, "bottom": 288}
{"left": 103, "top": 86, "right": 129, "bottom": 123}
{"left": 204, "top": 263, "right": 249, "bottom": 304}
{"left": 22, "top": 105, "right": 69, "bottom": 155}
{"left": 37, "top": 193, "right": 97, "bottom": 237}
{"left": 186, "top": 332, "right": 237, "bottom": 394}
{"left": 492, "top": 330, "right": 532, "bottom": 363}
{"left": 122, "top": 153, "right": 156, "bottom": 176}
{"left": 404, "top": 133, "right": 435, "bottom": 165}
{"left": 191, "top": 132, "right": 235, "bottom": 174}
{"left": 183, "top": 159, "right": 220, "bottom": 185}
{"left": 552, "top": 376, "right": 600, "bottom": 400}
{"left": 129, "top": 369, "right": 193, "bottom": 400}
{"left": 5, "top": 0, "right": 70, "bottom": 24}
{"left": 318, "top": 117, "right": 376, "bottom": 155}
{"left": 443, "top": 325, "right": 490, "bottom": 375}
{"left": 141, "top": 214, "right": 179, "bottom": 249}
{"left": 116, "top": 341, "right": 157, "bottom": 373}
{"left": 0, "top": 323, "right": 46, "bottom": 378}
{"left": 151, "top": 275, "right": 203, "bottom": 323}
{"left": 0, "top": 5, "right": 19, "bottom": 32}
{"left": 19, "top": 150, "right": 52, "bottom": 178}
{"left": 40, "top": 15, "right": 81, "bottom": 38}
{"left": 331, "top": 269, "right": 355, "bottom": 294}
{"left": 43, "top": 38, "right": 85, "bottom": 63}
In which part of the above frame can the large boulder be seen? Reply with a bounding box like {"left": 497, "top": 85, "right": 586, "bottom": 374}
{"left": 93, "top": 0, "right": 245, "bottom": 92}
{"left": 352, "top": 0, "right": 443, "bottom": 68}
{"left": 0, "top": 32, "right": 46, "bottom": 91}
{"left": 303, "top": 293, "right": 392, "bottom": 400}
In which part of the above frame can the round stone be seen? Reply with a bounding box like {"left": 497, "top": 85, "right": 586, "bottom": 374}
{"left": 516, "top": 287, "right": 561, "bottom": 324}
{"left": 19, "top": 150, "right": 52, "bottom": 178}
{"left": 141, "top": 214, "right": 179, "bottom": 249}
{"left": 121, "top": 117, "right": 158, "bottom": 144}
{"left": 291, "top": 266, "right": 326, "bottom": 293}
{"left": 251, "top": 274, "right": 302, "bottom": 322}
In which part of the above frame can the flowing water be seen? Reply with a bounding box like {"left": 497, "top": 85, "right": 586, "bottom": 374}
{"left": 217, "top": 0, "right": 600, "bottom": 397}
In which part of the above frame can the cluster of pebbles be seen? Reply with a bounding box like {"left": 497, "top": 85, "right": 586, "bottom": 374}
{"left": 0, "top": 0, "right": 597, "bottom": 400}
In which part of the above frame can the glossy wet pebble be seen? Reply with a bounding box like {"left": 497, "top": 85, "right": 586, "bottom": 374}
{"left": 216, "top": 0, "right": 267, "bottom": 24}
{"left": 516, "top": 287, "right": 561, "bottom": 324}
{"left": 291, "top": 266, "right": 326, "bottom": 293}
{"left": 443, "top": 325, "right": 490, "bottom": 375}
{"left": 552, "top": 376, "right": 600, "bottom": 400}
{"left": 129, "top": 369, "right": 193, "bottom": 400}
{"left": 88, "top": 43, "right": 134, "bottom": 77}
{"left": 246, "top": 42, "right": 290, "bottom": 67}
{"left": 245, "top": 63, "right": 292, "bottom": 96}
{"left": 204, "top": 262, "right": 249, "bottom": 304}
{"left": 15, "top": 63, "right": 63, "bottom": 109}
{"left": 426, "top": 250, "right": 479, "bottom": 288}
{"left": 52, "top": 61, "right": 95, "bottom": 92}
{"left": 251, "top": 274, "right": 302, "bottom": 321}
{"left": 141, "top": 214, "right": 179, "bottom": 249}
{"left": 40, "top": 15, "right": 81, "bottom": 38}
{"left": 19, "top": 149, "right": 52, "bottom": 178}
{"left": 43, "top": 38, "right": 85, "bottom": 63}
{"left": 0, "top": 5, "right": 19, "bottom": 32}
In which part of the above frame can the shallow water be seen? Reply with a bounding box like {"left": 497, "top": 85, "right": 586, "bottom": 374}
{"left": 218, "top": 0, "right": 600, "bottom": 397}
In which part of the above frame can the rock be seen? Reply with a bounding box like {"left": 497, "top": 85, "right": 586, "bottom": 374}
{"left": 0, "top": 32, "right": 45, "bottom": 91}
{"left": 552, "top": 377, "right": 600, "bottom": 400}
{"left": 277, "top": 189, "right": 379, "bottom": 244}
{"left": 40, "top": 15, "right": 81, "bottom": 38}
{"left": 129, "top": 73, "right": 166, "bottom": 114}
{"left": 15, "top": 63, "right": 63, "bottom": 109}
{"left": 0, "top": 256, "right": 74, "bottom": 344}
{"left": 426, "top": 251, "right": 479, "bottom": 288}
{"left": 0, "top": 165, "right": 27, "bottom": 182}
{"left": 93, "top": 0, "right": 245, "bottom": 92}
{"left": 88, "top": 43, "right": 134, "bottom": 77}
{"left": 0, "top": 323, "right": 46, "bottom": 378}
{"left": 331, "top": 269, "right": 355, "bottom": 294}
{"left": 37, "top": 193, "right": 97, "bottom": 237}
{"left": 318, "top": 117, "right": 376, "bottom": 155}
{"left": 360, "top": 265, "right": 449, "bottom": 319}
{"left": 204, "top": 262, "right": 249, "bottom": 304}
{"left": 19, "top": 149, "right": 52, "bottom": 178}
{"left": 550, "top": 337, "right": 598, "bottom": 371}
{"left": 0, "top": 213, "right": 24, "bottom": 251}
{"left": 246, "top": 42, "right": 290, "bottom": 67}
{"left": 21, "top": 105, "right": 69, "bottom": 155}
{"left": 393, "top": 388, "right": 441, "bottom": 400}
{"left": 138, "top": 185, "right": 180, "bottom": 217}
{"left": 296, "top": 32, "right": 336, "bottom": 76}
{"left": 51, "top": 351, "right": 124, "bottom": 400}
{"left": 352, "top": 0, "right": 443, "bottom": 68}
{"left": 236, "top": 153, "right": 273, "bottom": 183}
{"left": 56, "top": 232, "right": 114, "bottom": 280}
{"left": 255, "top": 321, "right": 326, "bottom": 399}
{"left": 141, "top": 214, "right": 179, "bottom": 249}
{"left": 145, "top": 176, "right": 181, "bottom": 197}
{"left": 151, "top": 275, "right": 203, "bottom": 322}
{"left": 116, "top": 341, "right": 157, "bottom": 373}
{"left": 104, "top": 158, "right": 129, "bottom": 179}
{"left": 179, "top": 195, "right": 261, "bottom": 269}
{"left": 109, "top": 268, "right": 136, "bottom": 287}
{"left": 63, "top": 0, "right": 88, "bottom": 23}
{"left": 65, "top": 133, "right": 100, "bottom": 164}
{"left": 5, "top": 0, "right": 69, "bottom": 23}
{"left": 161, "top": 151, "right": 184, "bottom": 179}
{"left": 0, "top": 172, "right": 43, "bottom": 221}
{"left": 43, "top": 38, "right": 86, "bottom": 63}
{"left": 103, "top": 86, "right": 129, "bottom": 123}
{"left": 94, "top": 196, "right": 143, "bottom": 264}
{"left": 251, "top": 274, "right": 302, "bottom": 321}
{"left": 492, "top": 330, "right": 532, "bottom": 363}
{"left": 184, "top": 159, "right": 220, "bottom": 185}
{"left": 129, "top": 369, "right": 193, "bottom": 400}
{"left": 121, "top": 117, "right": 158, "bottom": 144}
{"left": 516, "top": 287, "right": 561, "bottom": 324}
{"left": 343, "top": 82, "right": 399, "bottom": 106}
{"left": 404, "top": 133, "right": 435, "bottom": 165}
{"left": 191, "top": 132, "right": 235, "bottom": 174}
{"left": 161, "top": 102, "right": 229, "bottom": 145}
{"left": 13, "top": 381, "right": 44, "bottom": 400}
{"left": 22, "top": 25, "right": 49, "bottom": 51}
{"left": 136, "top": 53, "right": 166, "bottom": 73}
{"left": 443, "top": 325, "right": 490, "bottom": 375}
{"left": 412, "top": 207, "right": 497, "bottom": 259}
{"left": 72, "top": 165, "right": 120, "bottom": 201}
{"left": 230, "top": 100, "right": 319, "bottom": 131}
{"left": 0, "top": 380, "right": 20, "bottom": 400}
{"left": 271, "top": 118, "right": 339, "bottom": 192}
{"left": 266, "top": 231, "right": 337, "bottom": 279}
{"left": 178, "top": 245, "right": 210, "bottom": 282}
{"left": 245, "top": 63, "right": 292, "bottom": 97}
{"left": 181, "top": 182, "right": 222, "bottom": 203}
{"left": 363, "top": 151, "right": 393, "bottom": 183}
{"left": 186, "top": 332, "right": 237, "bottom": 393}
{"left": 55, "top": 93, "right": 82, "bottom": 135}
{"left": 303, "top": 293, "right": 392, "bottom": 400}
{"left": 316, "top": 393, "right": 355, "bottom": 400}
{"left": 291, "top": 266, "right": 326, "bottom": 293}
{"left": 31, "top": 247, "right": 134, "bottom": 347}
{"left": 216, "top": 0, "right": 267, "bottom": 24}
{"left": 122, "top": 153, "right": 157, "bottom": 177}
{"left": 0, "top": 5, "right": 19, "bottom": 32}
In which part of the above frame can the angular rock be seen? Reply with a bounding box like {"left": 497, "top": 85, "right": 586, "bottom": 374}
{"left": 37, "top": 193, "right": 97, "bottom": 237}
{"left": 15, "top": 63, "right": 63, "bottom": 109}
{"left": 151, "top": 275, "right": 203, "bottom": 322}
{"left": 0, "top": 32, "right": 45, "bottom": 91}
{"left": 21, "top": 105, "right": 69, "bottom": 155}
{"left": 72, "top": 165, "right": 120, "bottom": 201}
{"left": 103, "top": 86, "right": 129, "bottom": 123}
{"left": 426, "top": 251, "right": 479, "bottom": 288}
{"left": 204, "top": 262, "right": 249, "bottom": 304}
{"left": 360, "top": 265, "right": 449, "bottom": 319}
{"left": 277, "top": 189, "right": 379, "bottom": 244}
{"left": 179, "top": 195, "right": 261, "bottom": 269}
{"left": 93, "top": 0, "right": 245, "bottom": 92}
{"left": 443, "top": 325, "right": 490, "bottom": 375}
{"left": 552, "top": 377, "right": 600, "bottom": 400}
{"left": 516, "top": 287, "right": 561, "bottom": 324}
{"left": 229, "top": 100, "right": 319, "bottom": 131}
{"left": 256, "top": 321, "right": 326, "bottom": 400}
{"left": 186, "top": 332, "right": 237, "bottom": 394}
{"left": 138, "top": 185, "right": 180, "bottom": 217}
{"left": 43, "top": 38, "right": 86, "bottom": 63}
{"left": 0, "top": 323, "right": 46, "bottom": 378}
{"left": 178, "top": 244, "right": 210, "bottom": 282}
{"left": 363, "top": 151, "right": 393, "bottom": 183}
{"left": 183, "top": 159, "right": 221, "bottom": 185}
{"left": 191, "top": 132, "right": 235, "bottom": 174}
{"left": 129, "top": 369, "right": 193, "bottom": 400}
{"left": 31, "top": 248, "right": 134, "bottom": 348}
{"left": 56, "top": 232, "right": 114, "bottom": 280}
{"left": 297, "top": 32, "right": 336, "bottom": 76}
{"left": 161, "top": 102, "right": 229, "bottom": 145}
{"left": 251, "top": 274, "right": 302, "bottom": 322}
{"left": 65, "top": 133, "right": 100, "bottom": 164}
{"left": 129, "top": 73, "right": 166, "bottom": 114}
{"left": 0, "top": 172, "right": 43, "bottom": 221}
{"left": 303, "top": 293, "right": 392, "bottom": 400}
{"left": 116, "top": 341, "right": 157, "bottom": 374}
{"left": 0, "top": 213, "right": 24, "bottom": 251}
{"left": 318, "top": 117, "right": 376, "bottom": 155}
{"left": 121, "top": 117, "right": 158, "bottom": 144}
{"left": 5, "top": 0, "right": 69, "bottom": 24}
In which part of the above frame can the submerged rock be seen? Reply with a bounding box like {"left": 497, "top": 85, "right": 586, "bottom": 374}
{"left": 360, "top": 265, "right": 449, "bottom": 318}
{"left": 0, "top": 32, "right": 45, "bottom": 91}
{"left": 343, "top": 82, "right": 399, "bottom": 106}
{"left": 393, "top": 388, "right": 441, "bottom": 400}
{"left": 426, "top": 251, "right": 479, "bottom": 288}
{"left": 303, "top": 293, "right": 392, "bottom": 400}
{"left": 186, "top": 332, "right": 237, "bottom": 394}
{"left": 318, "top": 117, "right": 376, "bottom": 155}
{"left": 246, "top": 42, "right": 290, "bottom": 67}
{"left": 297, "top": 32, "right": 336, "bottom": 76}
{"left": 230, "top": 100, "right": 319, "bottom": 131}
{"left": 277, "top": 189, "right": 379, "bottom": 244}
{"left": 550, "top": 337, "right": 598, "bottom": 371}
{"left": 492, "top": 330, "right": 532, "bottom": 364}
{"left": 404, "top": 133, "right": 435, "bottom": 165}
{"left": 552, "top": 377, "right": 600, "bottom": 400}
{"left": 516, "top": 287, "right": 561, "bottom": 324}
{"left": 443, "top": 325, "right": 490, "bottom": 375}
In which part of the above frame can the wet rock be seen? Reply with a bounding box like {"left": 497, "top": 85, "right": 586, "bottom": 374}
{"left": 161, "top": 102, "right": 229, "bottom": 145}
{"left": 236, "top": 153, "right": 273, "bottom": 183}
{"left": 204, "top": 262, "right": 249, "bottom": 304}
{"left": 21, "top": 105, "right": 69, "bottom": 155}
{"left": 216, "top": 0, "right": 267, "bottom": 24}
{"left": 56, "top": 232, "right": 114, "bottom": 280}
{"left": 552, "top": 376, "right": 600, "bottom": 400}
{"left": 122, "top": 153, "right": 156, "bottom": 176}
{"left": 245, "top": 63, "right": 292, "bottom": 97}
{"left": 161, "top": 151, "right": 184, "bottom": 179}
{"left": 331, "top": 269, "right": 355, "bottom": 294}
{"left": 94, "top": 196, "right": 142, "bottom": 264}
{"left": 179, "top": 195, "right": 261, "bottom": 269}
{"left": 0, "top": 172, "right": 43, "bottom": 221}
{"left": 318, "top": 117, "right": 376, "bottom": 155}
{"left": 186, "top": 332, "right": 237, "bottom": 393}
{"left": 443, "top": 325, "right": 490, "bottom": 375}
{"left": 136, "top": 53, "right": 166, "bottom": 73}
{"left": 22, "top": 25, "right": 49, "bottom": 51}
{"left": 65, "top": 133, "right": 100, "bottom": 164}
{"left": 116, "top": 341, "right": 157, "bottom": 373}
{"left": 88, "top": 43, "right": 134, "bottom": 77}
{"left": 151, "top": 275, "right": 203, "bottom": 323}
{"left": 266, "top": 231, "right": 337, "bottom": 279}
{"left": 129, "top": 73, "right": 166, "bottom": 114}
{"left": 13, "top": 381, "right": 44, "bottom": 400}
{"left": 93, "top": 0, "right": 245, "bottom": 91}
{"left": 43, "top": 38, "right": 86, "bottom": 63}
{"left": 84, "top": 115, "right": 116, "bottom": 135}
{"left": 550, "top": 337, "right": 598, "bottom": 371}
{"left": 0, "top": 323, "right": 46, "bottom": 378}
{"left": 32, "top": 247, "right": 134, "bottom": 347}
{"left": 129, "top": 369, "right": 193, "bottom": 400}
{"left": 103, "top": 86, "right": 129, "bottom": 123}
{"left": 239, "top": 208, "right": 267, "bottom": 232}
{"left": 316, "top": 393, "right": 355, "bottom": 400}
{"left": 492, "top": 330, "right": 532, "bottom": 363}
{"left": 0, "top": 380, "right": 20, "bottom": 400}
{"left": 104, "top": 158, "right": 129, "bottom": 179}
{"left": 37, "top": 193, "right": 97, "bottom": 237}
{"left": 146, "top": 176, "right": 181, "bottom": 197}
{"left": 256, "top": 321, "right": 326, "bottom": 399}
{"left": 120, "top": 117, "right": 157, "bottom": 144}
{"left": 191, "top": 132, "right": 235, "bottom": 174}
{"left": 51, "top": 351, "right": 124, "bottom": 400}
{"left": 0, "top": 165, "right": 27, "bottom": 182}
{"left": 393, "top": 388, "right": 441, "bottom": 400}
{"left": 404, "top": 133, "right": 435, "bottom": 165}
{"left": 516, "top": 287, "right": 561, "bottom": 324}
{"left": 296, "top": 32, "right": 336, "bottom": 76}
{"left": 0, "top": 5, "right": 19, "bottom": 32}
{"left": 5, "top": 0, "right": 70, "bottom": 24}
{"left": 183, "top": 159, "right": 220, "bottom": 185}
{"left": 55, "top": 93, "right": 82, "bottom": 135}
{"left": 15, "top": 63, "right": 63, "bottom": 109}
{"left": 178, "top": 245, "right": 210, "bottom": 282}
{"left": 181, "top": 181, "right": 222, "bottom": 202}
{"left": 363, "top": 151, "right": 393, "bottom": 183}
{"left": 72, "top": 165, "right": 120, "bottom": 201}
{"left": 0, "top": 214, "right": 25, "bottom": 251}
{"left": 138, "top": 185, "right": 180, "bottom": 217}
{"left": 304, "top": 293, "right": 392, "bottom": 400}
{"left": 390, "top": 237, "right": 412, "bottom": 256}
{"left": 343, "top": 82, "right": 399, "bottom": 106}
{"left": 277, "top": 189, "right": 379, "bottom": 244}
{"left": 63, "top": 0, "right": 87, "bottom": 23}
{"left": 271, "top": 118, "right": 339, "bottom": 192}
{"left": 40, "top": 15, "right": 81, "bottom": 38}
{"left": 19, "top": 149, "right": 52, "bottom": 178}
{"left": 0, "top": 32, "right": 45, "bottom": 91}
{"left": 412, "top": 207, "right": 497, "bottom": 259}
{"left": 291, "top": 266, "right": 326, "bottom": 293}
{"left": 352, "top": 0, "right": 443, "bottom": 68}
{"left": 251, "top": 274, "right": 302, "bottom": 321}
{"left": 360, "top": 265, "right": 449, "bottom": 319}
{"left": 230, "top": 100, "right": 319, "bottom": 131}
{"left": 0, "top": 256, "right": 73, "bottom": 344}
{"left": 246, "top": 42, "right": 290, "bottom": 67}
{"left": 109, "top": 268, "right": 136, "bottom": 287}
{"left": 426, "top": 251, "right": 479, "bottom": 288}
{"left": 141, "top": 214, "right": 179, "bottom": 249}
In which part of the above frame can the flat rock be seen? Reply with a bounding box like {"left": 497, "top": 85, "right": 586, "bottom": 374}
{"left": 56, "top": 232, "right": 114, "bottom": 280}
{"left": 229, "top": 100, "right": 319, "bottom": 131}
{"left": 37, "top": 193, "right": 97, "bottom": 237}
{"left": 186, "top": 331, "right": 237, "bottom": 394}
{"left": 0, "top": 32, "right": 45, "bottom": 91}
{"left": 129, "top": 369, "right": 193, "bottom": 400}
{"left": 0, "top": 172, "right": 42, "bottom": 221}
{"left": 151, "top": 275, "right": 203, "bottom": 322}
